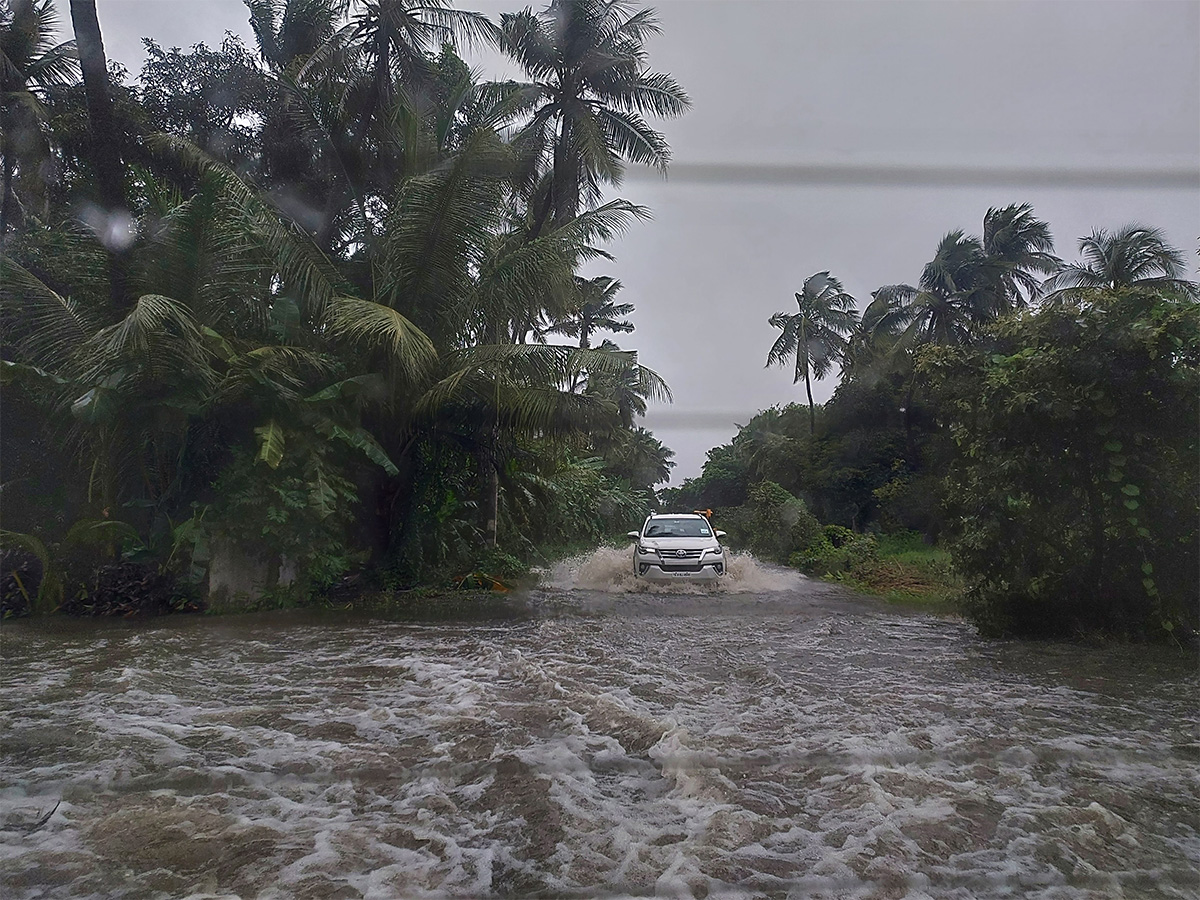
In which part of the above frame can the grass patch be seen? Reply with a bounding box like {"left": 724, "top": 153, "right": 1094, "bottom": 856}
{"left": 828, "top": 531, "right": 963, "bottom": 613}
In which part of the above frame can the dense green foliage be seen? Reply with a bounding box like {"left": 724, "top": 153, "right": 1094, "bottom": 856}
{"left": 0, "top": 0, "right": 685, "bottom": 612}
{"left": 924, "top": 289, "right": 1199, "bottom": 638}
{"left": 667, "top": 211, "right": 1199, "bottom": 641}
{"left": 2, "top": 4, "right": 1195, "bottom": 642}
{"left": 716, "top": 480, "right": 822, "bottom": 565}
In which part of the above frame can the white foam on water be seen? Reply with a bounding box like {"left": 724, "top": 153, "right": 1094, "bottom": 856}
{"left": 541, "top": 545, "right": 805, "bottom": 593}
{"left": 1, "top": 606, "right": 1197, "bottom": 899}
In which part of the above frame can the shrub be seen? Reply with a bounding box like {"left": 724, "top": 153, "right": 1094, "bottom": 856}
{"left": 60, "top": 562, "right": 200, "bottom": 617}
{"left": 202, "top": 442, "right": 363, "bottom": 600}
{"left": 472, "top": 549, "right": 528, "bottom": 580}
{"left": 742, "top": 481, "right": 823, "bottom": 564}
{"left": 822, "top": 524, "right": 855, "bottom": 548}
{"left": 0, "top": 549, "right": 41, "bottom": 618}
{"left": 792, "top": 532, "right": 878, "bottom": 576}
{"left": 924, "top": 289, "right": 1199, "bottom": 639}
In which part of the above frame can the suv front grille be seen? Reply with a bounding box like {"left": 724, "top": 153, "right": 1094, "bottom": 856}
{"left": 657, "top": 548, "right": 703, "bottom": 560}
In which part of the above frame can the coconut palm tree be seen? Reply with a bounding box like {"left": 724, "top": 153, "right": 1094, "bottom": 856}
{"left": 842, "top": 286, "right": 914, "bottom": 381}
{"left": 979, "top": 203, "right": 1059, "bottom": 314}
{"left": 859, "top": 208, "right": 1056, "bottom": 375}
{"left": 766, "top": 271, "right": 859, "bottom": 435}
{"left": 0, "top": 153, "right": 385, "bottom": 517}
{"left": 499, "top": 0, "right": 690, "bottom": 237}
{"left": 1044, "top": 224, "right": 1199, "bottom": 301}
{"left": 1, "top": 0, "right": 78, "bottom": 235}
{"left": 872, "top": 230, "right": 990, "bottom": 355}
{"left": 285, "top": 94, "right": 665, "bottom": 548}
{"left": 597, "top": 425, "right": 673, "bottom": 490}
{"left": 246, "top": 0, "right": 346, "bottom": 223}
{"left": 580, "top": 338, "right": 666, "bottom": 426}
{"left": 547, "top": 274, "right": 634, "bottom": 349}
{"left": 248, "top": 0, "right": 347, "bottom": 73}
{"left": 329, "top": 0, "right": 496, "bottom": 106}
{"left": 5, "top": 3, "right": 677, "bottom": 569}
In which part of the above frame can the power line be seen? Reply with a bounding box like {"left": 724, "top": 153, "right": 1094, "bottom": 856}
{"left": 628, "top": 161, "right": 1199, "bottom": 190}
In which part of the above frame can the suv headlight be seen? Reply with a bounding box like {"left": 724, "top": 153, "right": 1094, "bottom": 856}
{"left": 707, "top": 546, "right": 723, "bottom": 555}
{"left": 637, "top": 544, "right": 654, "bottom": 555}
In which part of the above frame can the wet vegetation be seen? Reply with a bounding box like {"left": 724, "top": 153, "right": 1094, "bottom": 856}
{"left": 2, "top": 3, "right": 1196, "bottom": 644}
{"left": 2, "top": 0, "right": 684, "bottom": 615}
{"left": 665, "top": 217, "right": 1199, "bottom": 641}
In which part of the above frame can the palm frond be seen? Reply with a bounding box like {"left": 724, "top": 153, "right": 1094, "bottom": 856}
{"left": 147, "top": 133, "right": 350, "bottom": 320}
{"left": 765, "top": 315, "right": 800, "bottom": 371}
{"left": 329, "top": 296, "right": 437, "bottom": 381}
{"left": 596, "top": 106, "right": 670, "bottom": 170}
{"left": 605, "top": 70, "right": 690, "bottom": 119}
{"left": 0, "top": 257, "right": 94, "bottom": 371}
{"left": 82, "top": 293, "right": 206, "bottom": 370}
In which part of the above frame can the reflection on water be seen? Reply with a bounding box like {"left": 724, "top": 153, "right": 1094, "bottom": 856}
{"left": 1, "top": 562, "right": 1197, "bottom": 899}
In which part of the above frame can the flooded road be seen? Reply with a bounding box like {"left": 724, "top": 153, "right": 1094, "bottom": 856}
{"left": 2, "top": 553, "right": 1197, "bottom": 898}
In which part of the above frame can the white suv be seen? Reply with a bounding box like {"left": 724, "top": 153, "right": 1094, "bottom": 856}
{"left": 627, "top": 513, "right": 727, "bottom": 583}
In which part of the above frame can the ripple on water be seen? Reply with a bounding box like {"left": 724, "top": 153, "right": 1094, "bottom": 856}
{"left": 1, "top": 585, "right": 1197, "bottom": 899}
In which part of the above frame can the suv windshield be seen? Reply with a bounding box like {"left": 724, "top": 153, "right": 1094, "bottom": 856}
{"left": 643, "top": 518, "right": 711, "bottom": 538}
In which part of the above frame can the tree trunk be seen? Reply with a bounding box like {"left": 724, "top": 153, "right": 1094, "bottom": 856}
{"left": 527, "top": 174, "right": 555, "bottom": 243}
{"left": 804, "top": 366, "right": 815, "bottom": 436}
{"left": 902, "top": 372, "right": 918, "bottom": 461}
{"left": 483, "top": 462, "right": 499, "bottom": 549}
{"left": 314, "top": 183, "right": 345, "bottom": 252}
{"left": 529, "top": 115, "right": 571, "bottom": 241}
{"left": 801, "top": 319, "right": 816, "bottom": 435}
{"left": 0, "top": 136, "right": 17, "bottom": 237}
{"left": 552, "top": 116, "right": 578, "bottom": 226}
{"left": 477, "top": 435, "right": 499, "bottom": 550}
{"left": 69, "top": 0, "right": 130, "bottom": 313}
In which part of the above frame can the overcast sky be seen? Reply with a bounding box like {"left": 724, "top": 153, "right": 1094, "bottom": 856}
{"left": 79, "top": 0, "right": 1200, "bottom": 481}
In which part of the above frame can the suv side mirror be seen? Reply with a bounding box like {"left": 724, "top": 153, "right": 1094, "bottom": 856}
{"left": 715, "top": 530, "right": 727, "bottom": 539}
{"left": 627, "top": 531, "right": 640, "bottom": 540}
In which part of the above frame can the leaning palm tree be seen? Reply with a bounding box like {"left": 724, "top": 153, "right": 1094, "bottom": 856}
{"left": 766, "top": 271, "right": 859, "bottom": 434}
{"left": 978, "top": 203, "right": 1059, "bottom": 314}
{"left": 873, "top": 230, "right": 989, "bottom": 355}
{"left": 500, "top": 0, "right": 690, "bottom": 236}
{"left": 1, "top": 0, "right": 78, "bottom": 235}
{"left": 842, "top": 286, "right": 914, "bottom": 380}
{"left": 1043, "top": 224, "right": 1199, "bottom": 301}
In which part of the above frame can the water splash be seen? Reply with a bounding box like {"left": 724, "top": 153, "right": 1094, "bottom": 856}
{"left": 539, "top": 545, "right": 805, "bottom": 593}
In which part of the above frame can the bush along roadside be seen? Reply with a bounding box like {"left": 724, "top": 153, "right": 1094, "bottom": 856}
{"left": 1, "top": 522, "right": 206, "bottom": 619}
{"left": 711, "top": 483, "right": 961, "bottom": 611}
{"left": 802, "top": 529, "right": 962, "bottom": 610}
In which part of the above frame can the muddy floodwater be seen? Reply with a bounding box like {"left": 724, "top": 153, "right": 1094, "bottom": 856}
{"left": 2, "top": 551, "right": 1198, "bottom": 899}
